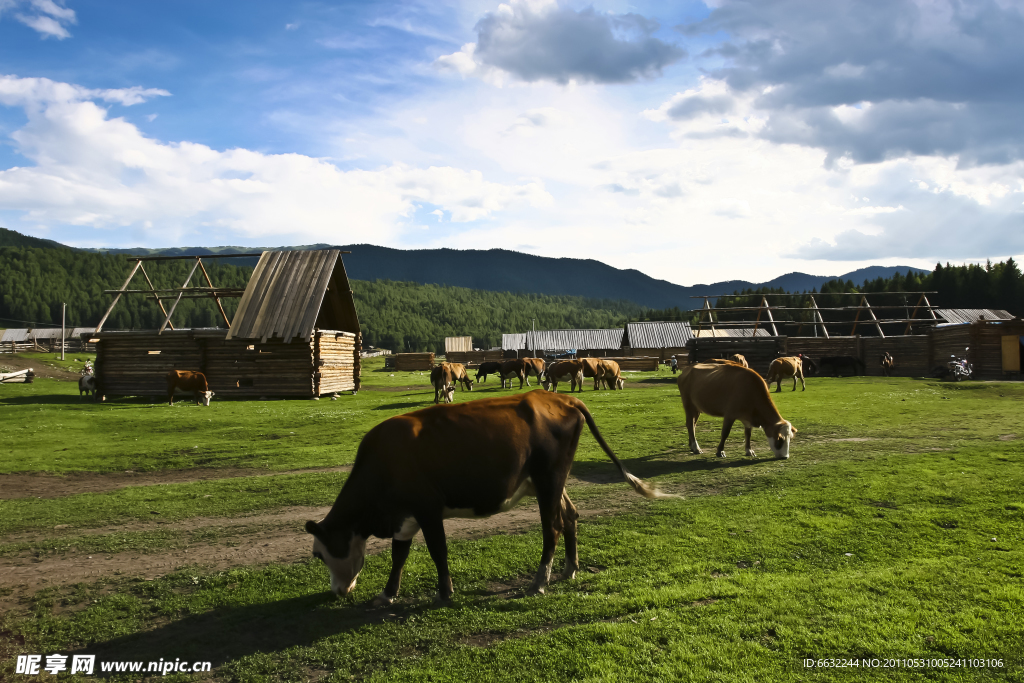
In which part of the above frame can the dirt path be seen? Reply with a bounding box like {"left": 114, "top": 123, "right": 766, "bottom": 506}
{"left": 0, "top": 465, "right": 353, "bottom": 500}
{"left": 0, "top": 354, "right": 81, "bottom": 380}
{"left": 0, "top": 500, "right": 627, "bottom": 608}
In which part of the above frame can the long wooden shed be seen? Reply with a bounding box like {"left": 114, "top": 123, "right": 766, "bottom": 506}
{"left": 93, "top": 249, "right": 362, "bottom": 399}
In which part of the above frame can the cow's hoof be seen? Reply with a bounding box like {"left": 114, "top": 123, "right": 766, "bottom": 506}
{"left": 371, "top": 592, "right": 394, "bottom": 607}
{"left": 717, "top": 451, "right": 727, "bottom": 458}
{"left": 526, "top": 585, "right": 546, "bottom": 596}
{"left": 560, "top": 567, "right": 577, "bottom": 581}
{"left": 746, "top": 450, "right": 757, "bottom": 458}
{"left": 435, "top": 592, "right": 454, "bottom": 605}
{"left": 776, "top": 454, "right": 790, "bottom": 460}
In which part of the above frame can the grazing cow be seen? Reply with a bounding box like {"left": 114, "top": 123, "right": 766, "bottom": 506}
{"left": 728, "top": 354, "right": 749, "bottom": 369}
{"left": 880, "top": 352, "right": 894, "bottom": 377}
{"left": 522, "top": 357, "right": 546, "bottom": 386}
{"left": 677, "top": 362, "right": 797, "bottom": 459}
{"left": 766, "top": 356, "right": 806, "bottom": 392}
{"left": 430, "top": 364, "right": 455, "bottom": 404}
{"left": 78, "top": 374, "right": 97, "bottom": 399}
{"left": 476, "top": 361, "right": 504, "bottom": 383}
{"left": 447, "top": 363, "right": 474, "bottom": 392}
{"left": 166, "top": 370, "right": 214, "bottom": 406}
{"left": 542, "top": 359, "right": 584, "bottom": 393}
{"left": 305, "top": 390, "right": 672, "bottom": 604}
{"left": 579, "top": 357, "right": 604, "bottom": 390}
{"left": 500, "top": 358, "right": 529, "bottom": 389}
{"left": 599, "top": 359, "right": 624, "bottom": 390}
{"left": 819, "top": 356, "right": 865, "bottom": 377}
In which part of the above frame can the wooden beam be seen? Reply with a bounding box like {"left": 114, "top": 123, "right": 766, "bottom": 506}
{"left": 197, "top": 258, "right": 232, "bottom": 328}
{"left": 95, "top": 259, "right": 143, "bottom": 332}
{"left": 138, "top": 263, "right": 175, "bottom": 331}
{"left": 809, "top": 296, "right": 829, "bottom": 339}
{"left": 158, "top": 258, "right": 202, "bottom": 334}
{"left": 850, "top": 295, "right": 865, "bottom": 336}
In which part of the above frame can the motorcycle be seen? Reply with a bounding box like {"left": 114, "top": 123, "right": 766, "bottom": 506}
{"left": 946, "top": 348, "right": 972, "bottom": 381}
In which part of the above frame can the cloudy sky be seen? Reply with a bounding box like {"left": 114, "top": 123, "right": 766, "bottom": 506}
{"left": 1, "top": 0, "right": 1021, "bottom": 284}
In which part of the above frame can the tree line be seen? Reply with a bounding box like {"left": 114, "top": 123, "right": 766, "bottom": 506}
{"left": 0, "top": 245, "right": 643, "bottom": 351}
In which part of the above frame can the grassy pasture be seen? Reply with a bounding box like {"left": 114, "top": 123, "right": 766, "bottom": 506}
{"left": 1, "top": 357, "right": 1022, "bottom": 681}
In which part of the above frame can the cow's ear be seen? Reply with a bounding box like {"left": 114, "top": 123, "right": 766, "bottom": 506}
{"left": 305, "top": 520, "right": 322, "bottom": 537}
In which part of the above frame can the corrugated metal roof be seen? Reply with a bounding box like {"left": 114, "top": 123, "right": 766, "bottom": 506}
{"left": 934, "top": 309, "right": 1014, "bottom": 325}
{"left": 1, "top": 328, "right": 30, "bottom": 342}
{"left": 625, "top": 321, "right": 693, "bottom": 348}
{"left": 72, "top": 327, "right": 96, "bottom": 337}
{"left": 502, "top": 329, "right": 625, "bottom": 351}
{"left": 29, "top": 328, "right": 62, "bottom": 340}
{"left": 692, "top": 327, "right": 772, "bottom": 338}
{"left": 502, "top": 333, "right": 526, "bottom": 350}
{"left": 445, "top": 336, "right": 473, "bottom": 353}
{"left": 226, "top": 250, "right": 360, "bottom": 342}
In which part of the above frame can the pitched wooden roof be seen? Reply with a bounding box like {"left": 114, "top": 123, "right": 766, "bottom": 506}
{"left": 226, "top": 249, "right": 360, "bottom": 343}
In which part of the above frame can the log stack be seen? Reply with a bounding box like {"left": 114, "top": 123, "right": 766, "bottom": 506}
{"left": 392, "top": 352, "right": 435, "bottom": 371}
{"left": 599, "top": 356, "right": 660, "bottom": 371}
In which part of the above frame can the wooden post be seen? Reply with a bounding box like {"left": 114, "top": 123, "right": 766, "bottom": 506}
{"left": 158, "top": 258, "right": 203, "bottom": 334}
{"left": 61, "top": 303, "right": 66, "bottom": 361}
{"left": 809, "top": 296, "right": 830, "bottom": 339}
{"left": 763, "top": 296, "right": 779, "bottom": 337}
{"left": 850, "top": 295, "right": 865, "bottom": 336}
{"left": 139, "top": 263, "right": 175, "bottom": 331}
{"left": 95, "top": 259, "right": 143, "bottom": 332}
{"left": 197, "top": 259, "right": 232, "bottom": 328}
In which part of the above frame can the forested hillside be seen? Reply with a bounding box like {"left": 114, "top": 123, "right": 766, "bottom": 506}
{"left": 0, "top": 245, "right": 641, "bottom": 351}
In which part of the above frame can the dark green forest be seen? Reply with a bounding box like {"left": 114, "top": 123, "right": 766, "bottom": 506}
{"left": 0, "top": 244, "right": 641, "bottom": 351}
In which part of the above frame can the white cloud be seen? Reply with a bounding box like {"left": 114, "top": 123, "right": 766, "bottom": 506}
{"left": 2, "top": 0, "right": 76, "bottom": 39}
{"left": 0, "top": 75, "right": 551, "bottom": 246}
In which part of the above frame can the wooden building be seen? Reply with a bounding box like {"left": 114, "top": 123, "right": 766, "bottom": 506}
{"left": 622, "top": 321, "right": 692, "bottom": 361}
{"left": 931, "top": 318, "right": 1024, "bottom": 379}
{"left": 93, "top": 250, "right": 362, "bottom": 399}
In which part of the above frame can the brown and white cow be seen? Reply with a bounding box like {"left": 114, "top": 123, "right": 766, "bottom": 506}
{"left": 677, "top": 362, "right": 797, "bottom": 459}
{"left": 541, "top": 359, "right": 584, "bottom": 393}
{"left": 430, "top": 364, "right": 455, "bottom": 404}
{"left": 305, "top": 390, "right": 672, "bottom": 604}
{"left": 166, "top": 370, "right": 214, "bottom": 406}
{"left": 599, "top": 359, "right": 624, "bottom": 390}
{"left": 522, "top": 357, "right": 546, "bottom": 385}
{"left": 579, "top": 357, "right": 604, "bottom": 390}
{"left": 500, "top": 358, "right": 529, "bottom": 389}
{"left": 447, "top": 363, "right": 474, "bottom": 392}
{"left": 728, "top": 354, "right": 749, "bottom": 368}
{"left": 766, "top": 356, "right": 806, "bottom": 392}
{"left": 880, "top": 352, "right": 894, "bottom": 377}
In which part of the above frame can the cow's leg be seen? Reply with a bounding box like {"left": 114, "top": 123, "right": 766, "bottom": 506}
{"left": 528, "top": 484, "right": 564, "bottom": 595}
{"left": 799, "top": 369, "right": 806, "bottom": 391}
{"left": 518, "top": 372, "right": 525, "bottom": 389}
{"left": 744, "top": 426, "right": 756, "bottom": 457}
{"left": 559, "top": 490, "right": 579, "bottom": 581}
{"left": 373, "top": 538, "right": 413, "bottom": 607}
{"left": 717, "top": 417, "right": 734, "bottom": 457}
{"left": 791, "top": 375, "right": 797, "bottom": 391}
{"left": 684, "top": 405, "right": 702, "bottom": 454}
{"left": 419, "top": 516, "right": 454, "bottom": 602}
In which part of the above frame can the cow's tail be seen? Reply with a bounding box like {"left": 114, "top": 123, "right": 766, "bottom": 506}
{"left": 576, "top": 402, "right": 678, "bottom": 500}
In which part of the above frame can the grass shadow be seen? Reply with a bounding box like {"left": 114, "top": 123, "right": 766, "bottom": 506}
{"left": 571, "top": 451, "right": 764, "bottom": 484}
{"left": 372, "top": 401, "right": 429, "bottom": 411}
{"left": 72, "top": 591, "right": 418, "bottom": 671}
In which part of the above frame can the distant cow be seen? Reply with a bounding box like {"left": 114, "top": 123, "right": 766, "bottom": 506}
{"left": 447, "top": 363, "right": 474, "bottom": 392}
{"left": 677, "top": 362, "right": 797, "bottom": 459}
{"left": 728, "top": 354, "right": 749, "bottom": 369}
{"left": 880, "top": 352, "right": 894, "bottom": 377}
{"left": 476, "top": 361, "right": 504, "bottom": 383}
{"left": 766, "top": 356, "right": 806, "bottom": 392}
{"left": 305, "top": 390, "right": 672, "bottom": 604}
{"left": 430, "top": 364, "right": 455, "bottom": 404}
{"left": 78, "top": 374, "right": 97, "bottom": 399}
{"left": 579, "top": 357, "right": 604, "bottom": 390}
{"left": 542, "top": 359, "right": 584, "bottom": 393}
{"left": 500, "top": 358, "right": 529, "bottom": 389}
{"left": 599, "top": 359, "right": 624, "bottom": 390}
{"left": 166, "top": 370, "right": 214, "bottom": 406}
{"left": 819, "top": 356, "right": 865, "bottom": 377}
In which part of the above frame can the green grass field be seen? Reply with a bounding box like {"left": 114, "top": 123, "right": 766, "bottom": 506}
{"left": 1, "top": 357, "right": 1022, "bottom": 681}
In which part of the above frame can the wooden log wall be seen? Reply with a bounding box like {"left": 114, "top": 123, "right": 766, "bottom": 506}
{"left": 861, "top": 336, "right": 930, "bottom": 376}
{"left": 929, "top": 326, "right": 972, "bottom": 371}
{"left": 97, "top": 333, "right": 204, "bottom": 396}
{"left": 315, "top": 330, "right": 359, "bottom": 394}
{"left": 204, "top": 336, "right": 315, "bottom": 397}
{"left": 785, "top": 336, "right": 861, "bottom": 360}
{"left": 960, "top": 320, "right": 1024, "bottom": 379}
{"left": 689, "top": 337, "right": 786, "bottom": 376}
{"left": 599, "top": 356, "right": 660, "bottom": 371}
{"left": 445, "top": 350, "right": 505, "bottom": 364}
{"left": 393, "top": 352, "right": 435, "bottom": 371}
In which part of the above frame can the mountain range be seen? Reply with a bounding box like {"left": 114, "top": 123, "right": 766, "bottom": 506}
{"left": 1, "top": 228, "right": 929, "bottom": 310}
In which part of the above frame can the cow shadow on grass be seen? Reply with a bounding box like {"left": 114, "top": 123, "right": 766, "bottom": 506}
{"left": 74, "top": 590, "right": 426, "bottom": 673}
{"left": 571, "top": 450, "right": 762, "bottom": 484}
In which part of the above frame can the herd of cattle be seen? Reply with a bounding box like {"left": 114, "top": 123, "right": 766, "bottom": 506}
{"left": 429, "top": 357, "right": 626, "bottom": 404}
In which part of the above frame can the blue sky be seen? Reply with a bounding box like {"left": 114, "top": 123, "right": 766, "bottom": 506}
{"left": 1, "top": 0, "right": 1022, "bottom": 284}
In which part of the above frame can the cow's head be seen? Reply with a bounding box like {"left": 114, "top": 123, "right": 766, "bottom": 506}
{"left": 200, "top": 390, "right": 215, "bottom": 406}
{"left": 766, "top": 421, "right": 797, "bottom": 459}
{"left": 305, "top": 520, "right": 366, "bottom": 596}
{"left": 541, "top": 375, "right": 551, "bottom": 391}
{"left": 464, "top": 378, "right": 474, "bottom": 391}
